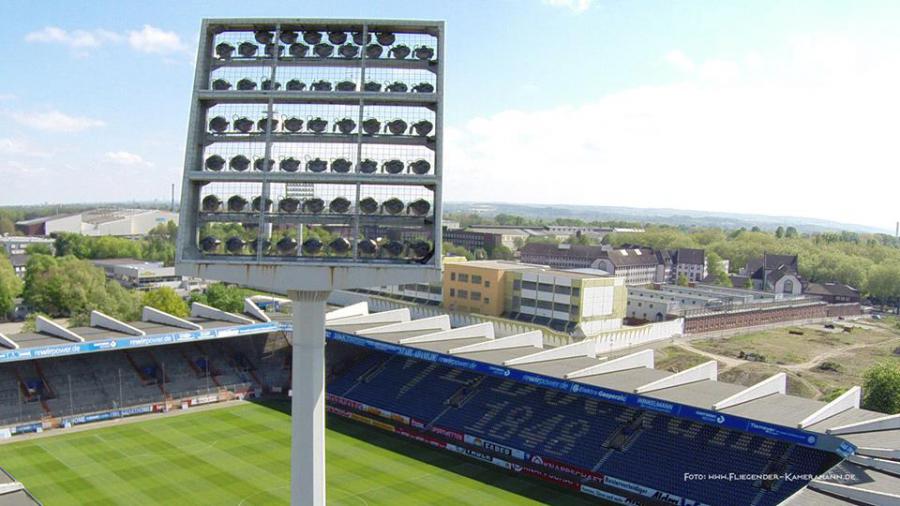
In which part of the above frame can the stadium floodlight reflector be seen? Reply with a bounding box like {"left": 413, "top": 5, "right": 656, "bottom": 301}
{"left": 386, "top": 82, "right": 408, "bottom": 93}
{"left": 338, "top": 44, "right": 359, "bottom": 58}
{"left": 331, "top": 158, "right": 352, "bottom": 173}
{"left": 411, "top": 120, "right": 433, "bottom": 136}
{"left": 358, "top": 159, "right": 378, "bottom": 173}
{"left": 388, "top": 44, "right": 410, "bottom": 59}
{"left": 209, "top": 116, "right": 229, "bottom": 133}
{"left": 280, "top": 157, "right": 301, "bottom": 172}
{"left": 179, "top": 21, "right": 444, "bottom": 504}
{"left": 412, "top": 82, "right": 434, "bottom": 93}
{"left": 286, "top": 79, "right": 306, "bottom": 91}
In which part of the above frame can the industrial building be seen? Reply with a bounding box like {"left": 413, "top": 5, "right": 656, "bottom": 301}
{"left": 16, "top": 209, "right": 178, "bottom": 237}
{"left": 0, "top": 237, "right": 55, "bottom": 279}
{"left": 91, "top": 258, "right": 203, "bottom": 293}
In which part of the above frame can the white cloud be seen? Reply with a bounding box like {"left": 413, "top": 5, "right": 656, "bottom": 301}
{"left": 127, "top": 25, "right": 185, "bottom": 54}
{"left": 445, "top": 36, "right": 900, "bottom": 227}
{"left": 104, "top": 151, "right": 153, "bottom": 167}
{"left": 25, "top": 26, "right": 121, "bottom": 50}
{"left": 9, "top": 110, "right": 105, "bottom": 133}
{"left": 0, "top": 137, "right": 52, "bottom": 158}
{"left": 542, "top": 0, "right": 593, "bottom": 13}
{"left": 665, "top": 50, "right": 695, "bottom": 72}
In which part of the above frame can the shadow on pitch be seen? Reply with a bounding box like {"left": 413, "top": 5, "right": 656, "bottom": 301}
{"left": 251, "top": 398, "right": 602, "bottom": 505}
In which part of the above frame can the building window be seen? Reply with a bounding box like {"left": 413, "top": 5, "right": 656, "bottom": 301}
{"left": 572, "top": 287, "right": 580, "bottom": 297}
{"left": 537, "top": 300, "right": 553, "bottom": 310}
{"left": 471, "top": 291, "right": 482, "bottom": 301}
{"left": 485, "top": 280, "right": 491, "bottom": 288}
{"left": 451, "top": 272, "right": 456, "bottom": 281}
{"left": 458, "top": 290, "right": 468, "bottom": 299}
{"left": 459, "top": 273, "right": 469, "bottom": 283}
{"left": 471, "top": 275, "right": 482, "bottom": 284}
{"left": 522, "top": 281, "right": 537, "bottom": 290}
{"left": 484, "top": 297, "right": 490, "bottom": 304}
{"left": 554, "top": 285, "right": 572, "bottom": 295}
{"left": 449, "top": 288, "right": 455, "bottom": 297}
{"left": 521, "top": 298, "right": 535, "bottom": 307}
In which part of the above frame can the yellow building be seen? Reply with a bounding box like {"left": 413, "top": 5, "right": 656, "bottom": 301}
{"left": 442, "top": 260, "right": 536, "bottom": 316}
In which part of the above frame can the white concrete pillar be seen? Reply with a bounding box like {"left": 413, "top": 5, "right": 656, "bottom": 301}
{"left": 289, "top": 290, "right": 330, "bottom": 506}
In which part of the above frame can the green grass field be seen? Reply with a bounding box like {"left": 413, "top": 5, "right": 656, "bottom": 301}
{"left": 0, "top": 401, "right": 599, "bottom": 505}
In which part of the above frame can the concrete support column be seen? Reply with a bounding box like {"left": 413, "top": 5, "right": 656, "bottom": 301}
{"left": 288, "top": 290, "right": 330, "bottom": 506}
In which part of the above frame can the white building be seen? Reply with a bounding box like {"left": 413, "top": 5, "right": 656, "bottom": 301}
{"left": 16, "top": 209, "right": 178, "bottom": 237}
{"left": 92, "top": 258, "right": 203, "bottom": 292}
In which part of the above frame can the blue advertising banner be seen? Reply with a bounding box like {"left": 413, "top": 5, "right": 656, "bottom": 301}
{"left": 326, "top": 329, "right": 855, "bottom": 457}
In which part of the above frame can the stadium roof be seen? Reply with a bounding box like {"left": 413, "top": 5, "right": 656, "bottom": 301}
{"left": 0, "top": 298, "right": 897, "bottom": 504}
{"left": 0, "top": 468, "right": 40, "bottom": 506}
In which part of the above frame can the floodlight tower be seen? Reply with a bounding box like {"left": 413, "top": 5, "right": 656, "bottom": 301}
{"left": 176, "top": 18, "right": 444, "bottom": 505}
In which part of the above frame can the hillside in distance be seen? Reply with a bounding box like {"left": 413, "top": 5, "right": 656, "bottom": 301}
{"left": 445, "top": 202, "right": 890, "bottom": 235}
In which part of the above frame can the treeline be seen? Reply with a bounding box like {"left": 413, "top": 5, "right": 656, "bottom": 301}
{"left": 52, "top": 221, "right": 177, "bottom": 265}
{"left": 604, "top": 226, "right": 900, "bottom": 302}
{"left": 444, "top": 212, "right": 641, "bottom": 230}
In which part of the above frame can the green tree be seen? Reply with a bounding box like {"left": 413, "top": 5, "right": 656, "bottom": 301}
{"left": 775, "top": 226, "right": 785, "bottom": 239}
{"left": 0, "top": 254, "right": 23, "bottom": 316}
{"left": 443, "top": 243, "right": 473, "bottom": 260}
{"left": 868, "top": 264, "right": 900, "bottom": 310}
{"left": 143, "top": 287, "right": 189, "bottom": 317}
{"left": 489, "top": 245, "right": 515, "bottom": 260}
{"left": 0, "top": 216, "right": 15, "bottom": 236}
{"left": 677, "top": 273, "right": 690, "bottom": 286}
{"left": 706, "top": 252, "right": 732, "bottom": 287}
{"left": 862, "top": 362, "right": 900, "bottom": 414}
{"left": 25, "top": 244, "right": 53, "bottom": 256}
{"left": 190, "top": 283, "right": 252, "bottom": 313}
{"left": 785, "top": 226, "right": 799, "bottom": 238}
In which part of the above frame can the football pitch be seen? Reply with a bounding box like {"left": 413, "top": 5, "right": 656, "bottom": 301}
{"left": 0, "top": 401, "right": 599, "bottom": 505}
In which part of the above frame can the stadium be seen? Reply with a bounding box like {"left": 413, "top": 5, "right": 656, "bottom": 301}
{"left": 0, "top": 297, "right": 896, "bottom": 505}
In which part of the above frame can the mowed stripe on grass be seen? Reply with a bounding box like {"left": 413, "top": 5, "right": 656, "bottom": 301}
{"left": 0, "top": 401, "right": 600, "bottom": 505}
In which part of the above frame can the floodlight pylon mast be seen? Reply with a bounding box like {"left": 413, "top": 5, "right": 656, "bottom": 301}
{"left": 288, "top": 290, "right": 329, "bottom": 506}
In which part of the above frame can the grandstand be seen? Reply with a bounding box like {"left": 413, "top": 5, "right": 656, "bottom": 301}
{"left": 0, "top": 300, "right": 898, "bottom": 504}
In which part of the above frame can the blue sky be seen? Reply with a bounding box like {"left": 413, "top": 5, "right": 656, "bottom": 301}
{"left": 1, "top": 0, "right": 898, "bottom": 229}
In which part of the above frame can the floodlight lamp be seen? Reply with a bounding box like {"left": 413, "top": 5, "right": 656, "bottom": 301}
{"left": 234, "top": 117, "right": 254, "bottom": 133}
{"left": 252, "top": 196, "right": 273, "bottom": 212}
{"left": 284, "top": 117, "right": 304, "bottom": 132}
{"left": 215, "top": 42, "right": 235, "bottom": 59}
{"left": 338, "top": 44, "right": 359, "bottom": 58}
{"left": 277, "top": 236, "right": 298, "bottom": 253}
{"left": 286, "top": 79, "right": 306, "bottom": 91}
{"left": 307, "top": 117, "right": 328, "bottom": 133}
{"left": 227, "top": 195, "right": 248, "bottom": 212}
{"left": 261, "top": 79, "right": 281, "bottom": 90}
{"left": 310, "top": 80, "right": 332, "bottom": 92}
{"left": 333, "top": 117, "right": 356, "bottom": 134}
{"left": 365, "top": 44, "right": 383, "bottom": 59}
{"left": 376, "top": 32, "right": 395, "bottom": 46}
{"left": 384, "top": 241, "right": 405, "bottom": 256}
{"left": 257, "top": 117, "right": 279, "bottom": 132}
{"left": 254, "top": 158, "right": 275, "bottom": 172}
{"left": 200, "top": 236, "right": 221, "bottom": 252}
{"left": 362, "top": 118, "right": 381, "bottom": 135}
{"left": 226, "top": 237, "right": 246, "bottom": 254}
{"left": 386, "top": 82, "right": 408, "bottom": 93}
{"left": 359, "top": 197, "right": 379, "bottom": 214}
{"left": 411, "top": 120, "right": 434, "bottom": 136}
{"left": 336, "top": 80, "right": 356, "bottom": 92}
{"left": 212, "top": 79, "right": 231, "bottom": 91}
{"left": 328, "top": 31, "right": 348, "bottom": 44}
{"left": 208, "top": 116, "right": 229, "bottom": 133}
{"left": 385, "top": 119, "right": 408, "bottom": 135}
{"left": 306, "top": 158, "right": 327, "bottom": 173}
{"left": 250, "top": 238, "right": 271, "bottom": 252}
{"left": 254, "top": 30, "right": 274, "bottom": 44}
{"left": 410, "top": 240, "right": 432, "bottom": 259}
{"left": 382, "top": 197, "right": 405, "bottom": 215}
{"left": 238, "top": 42, "right": 258, "bottom": 58}
{"left": 303, "top": 31, "right": 322, "bottom": 45}
{"left": 289, "top": 43, "right": 309, "bottom": 58}
{"left": 279, "top": 197, "right": 301, "bottom": 213}
{"left": 329, "top": 237, "right": 351, "bottom": 254}
{"left": 363, "top": 81, "right": 381, "bottom": 92}
{"left": 358, "top": 159, "right": 378, "bottom": 174}
{"left": 358, "top": 238, "right": 378, "bottom": 255}
{"left": 313, "top": 43, "right": 334, "bottom": 58}
{"left": 230, "top": 155, "right": 251, "bottom": 172}
{"left": 409, "top": 159, "right": 431, "bottom": 175}
{"left": 331, "top": 158, "right": 352, "bottom": 173}
{"left": 414, "top": 45, "right": 434, "bottom": 60}
{"left": 329, "top": 197, "right": 351, "bottom": 213}
{"left": 201, "top": 195, "right": 221, "bottom": 212}
{"left": 407, "top": 199, "right": 431, "bottom": 216}
{"left": 264, "top": 44, "right": 284, "bottom": 57}
{"left": 383, "top": 159, "right": 404, "bottom": 174}
{"left": 388, "top": 45, "right": 410, "bottom": 59}
{"left": 412, "top": 82, "right": 434, "bottom": 93}
{"left": 280, "top": 31, "right": 299, "bottom": 44}
{"left": 302, "top": 198, "right": 326, "bottom": 214}
{"left": 205, "top": 155, "right": 226, "bottom": 171}
{"left": 280, "top": 157, "right": 301, "bottom": 172}
{"left": 352, "top": 32, "right": 371, "bottom": 45}
{"left": 302, "top": 238, "right": 323, "bottom": 255}
{"left": 237, "top": 78, "right": 257, "bottom": 91}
